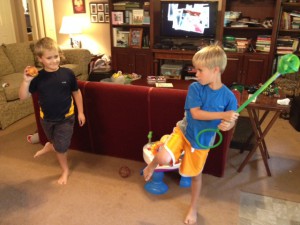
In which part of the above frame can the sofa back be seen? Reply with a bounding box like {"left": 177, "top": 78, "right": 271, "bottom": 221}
{"left": 32, "top": 81, "right": 234, "bottom": 177}
{"left": 1, "top": 42, "right": 35, "bottom": 73}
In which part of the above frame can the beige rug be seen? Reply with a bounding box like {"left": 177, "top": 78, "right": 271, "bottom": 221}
{"left": 239, "top": 191, "right": 300, "bottom": 225}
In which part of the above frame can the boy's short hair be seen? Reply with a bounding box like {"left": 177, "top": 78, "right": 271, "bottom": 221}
{"left": 34, "top": 37, "right": 60, "bottom": 57}
{"left": 192, "top": 44, "right": 227, "bottom": 74}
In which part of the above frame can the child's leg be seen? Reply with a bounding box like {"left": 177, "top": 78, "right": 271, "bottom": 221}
{"left": 143, "top": 146, "right": 172, "bottom": 181}
{"left": 55, "top": 152, "right": 69, "bottom": 185}
{"left": 184, "top": 173, "right": 202, "bottom": 224}
{"left": 34, "top": 142, "right": 54, "bottom": 158}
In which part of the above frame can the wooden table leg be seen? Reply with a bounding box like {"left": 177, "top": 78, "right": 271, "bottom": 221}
{"left": 237, "top": 109, "right": 281, "bottom": 176}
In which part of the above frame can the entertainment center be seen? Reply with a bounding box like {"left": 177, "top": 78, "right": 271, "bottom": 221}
{"left": 108, "top": 0, "right": 300, "bottom": 86}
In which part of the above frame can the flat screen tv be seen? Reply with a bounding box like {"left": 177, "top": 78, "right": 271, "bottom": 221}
{"left": 160, "top": 1, "right": 218, "bottom": 39}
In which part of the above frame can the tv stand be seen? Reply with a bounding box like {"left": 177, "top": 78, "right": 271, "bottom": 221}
{"left": 152, "top": 49, "right": 197, "bottom": 76}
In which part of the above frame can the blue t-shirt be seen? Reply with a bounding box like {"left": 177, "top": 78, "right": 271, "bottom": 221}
{"left": 184, "top": 82, "right": 238, "bottom": 149}
{"left": 29, "top": 67, "right": 78, "bottom": 121}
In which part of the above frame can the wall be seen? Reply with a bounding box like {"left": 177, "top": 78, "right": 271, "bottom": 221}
{"left": 53, "top": 0, "right": 111, "bottom": 56}
{"left": 0, "top": 0, "right": 16, "bottom": 44}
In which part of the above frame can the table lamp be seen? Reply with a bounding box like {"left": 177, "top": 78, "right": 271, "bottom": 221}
{"left": 59, "top": 16, "right": 83, "bottom": 48}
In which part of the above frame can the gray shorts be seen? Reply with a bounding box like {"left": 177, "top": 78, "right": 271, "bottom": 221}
{"left": 40, "top": 115, "right": 75, "bottom": 153}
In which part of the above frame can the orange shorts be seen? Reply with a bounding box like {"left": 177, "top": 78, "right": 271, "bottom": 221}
{"left": 164, "top": 126, "right": 210, "bottom": 177}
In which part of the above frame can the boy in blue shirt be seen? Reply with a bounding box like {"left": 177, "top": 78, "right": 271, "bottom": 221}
{"left": 143, "top": 44, "right": 239, "bottom": 224}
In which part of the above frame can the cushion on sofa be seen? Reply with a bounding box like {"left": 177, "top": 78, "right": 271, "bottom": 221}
{"left": 0, "top": 47, "right": 15, "bottom": 77}
{"left": 0, "top": 73, "right": 23, "bottom": 101}
{"left": 61, "top": 64, "right": 81, "bottom": 77}
{"left": 2, "top": 42, "right": 35, "bottom": 72}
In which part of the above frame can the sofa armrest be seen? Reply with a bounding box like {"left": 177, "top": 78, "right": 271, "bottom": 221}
{"left": 62, "top": 49, "right": 91, "bottom": 76}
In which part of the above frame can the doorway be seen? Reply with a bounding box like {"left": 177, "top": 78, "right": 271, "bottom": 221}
{"left": 23, "top": 0, "right": 33, "bottom": 41}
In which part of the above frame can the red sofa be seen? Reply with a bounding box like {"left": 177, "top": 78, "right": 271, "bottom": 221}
{"left": 32, "top": 81, "right": 234, "bottom": 177}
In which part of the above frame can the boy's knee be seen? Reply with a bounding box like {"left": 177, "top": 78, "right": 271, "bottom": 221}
{"left": 156, "top": 149, "right": 172, "bottom": 165}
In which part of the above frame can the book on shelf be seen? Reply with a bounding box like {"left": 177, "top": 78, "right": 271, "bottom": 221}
{"left": 257, "top": 35, "right": 271, "bottom": 41}
{"left": 143, "top": 10, "right": 150, "bottom": 24}
{"left": 143, "top": 2, "right": 150, "bottom": 10}
{"left": 277, "top": 50, "right": 293, "bottom": 54}
{"left": 230, "top": 22, "right": 248, "bottom": 27}
{"left": 256, "top": 45, "right": 270, "bottom": 52}
{"left": 112, "top": 27, "right": 120, "bottom": 47}
{"left": 290, "top": 11, "right": 300, "bottom": 18}
{"left": 281, "top": 11, "right": 291, "bottom": 30}
{"left": 292, "top": 21, "right": 300, "bottom": 29}
{"left": 132, "top": 9, "right": 144, "bottom": 25}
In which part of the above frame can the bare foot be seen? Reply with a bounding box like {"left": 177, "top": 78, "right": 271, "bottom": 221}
{"left": 34, "top": 142, "right": 53, "bottom": 158}
{"left": 143, "top": 164, "right": 156, "bottom": 181}
{"left": 57, "top": 170, "right": 69, "bottom": 185}
{"left": 184, "top": 207, "right": 197, "bottom": 224}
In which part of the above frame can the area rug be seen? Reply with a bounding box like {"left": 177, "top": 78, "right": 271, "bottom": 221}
{"left": 239, "top": 192, "right": 300, "bottom": 225}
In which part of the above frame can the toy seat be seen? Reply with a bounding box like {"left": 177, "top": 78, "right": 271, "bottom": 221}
{"left": 143, "top": 143, "right": 191, "bottom": 195}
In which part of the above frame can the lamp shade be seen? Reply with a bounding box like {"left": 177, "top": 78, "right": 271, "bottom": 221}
{"left": 59, "top": 16, "right": 83, "bottom": 34}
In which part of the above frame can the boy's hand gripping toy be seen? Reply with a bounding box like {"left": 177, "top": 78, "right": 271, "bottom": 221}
{"left": 196, "top": 53, "right": 300, "bottom": 149}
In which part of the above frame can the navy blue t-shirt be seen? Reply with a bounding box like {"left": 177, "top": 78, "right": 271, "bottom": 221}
{"left": 29, "top": 67, "right": 78, "bottom": 121}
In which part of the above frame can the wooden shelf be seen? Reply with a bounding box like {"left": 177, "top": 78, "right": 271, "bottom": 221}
{"left": 282, "top": 2, "right": 300, "bottom": 8}
{"left": 112, "top": 24, "right": 150, "bottom": 28}
{"left": 224, "top": 27, "right": 273, "bottom": 31}
{"left": 278, "top": 29, "right": 300, "bottom": 33}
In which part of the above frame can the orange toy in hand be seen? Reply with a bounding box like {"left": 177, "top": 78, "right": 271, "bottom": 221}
{"left": 27, "top": 66, "right": 39, "bottom": 77}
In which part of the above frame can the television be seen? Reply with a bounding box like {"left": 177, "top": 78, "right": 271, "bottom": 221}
{"left": 160, "top": 1, "right": 218, "bottom": 39}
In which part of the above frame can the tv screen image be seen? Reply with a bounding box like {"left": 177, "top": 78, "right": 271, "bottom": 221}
{"left": 161, "top": 1, "right": 218, "bottom": 38}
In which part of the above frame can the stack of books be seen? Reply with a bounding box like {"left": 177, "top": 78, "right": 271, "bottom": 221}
{"left": 256, "top": 35, "right": 271, "bottom": 52}
{"left": 223, "top": 36, "right": 237, "bottom": 52}
{"left": 236, "top": 38, "right": 251, "bottom": 53}
{"left": 276, "top": 36, "right": 299, "bottom": 54}
{"left": 113, "top": 1, "right": 140, "bottom": 10}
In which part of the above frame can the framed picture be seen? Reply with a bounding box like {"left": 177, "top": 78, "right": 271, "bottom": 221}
{"left": 97, "top": 3, "right": 104, "bottom": 11}
{"left": 111, "top": 11, "right": 123, "bottom": 25}
{"left": 105, "top": 14, "right": 110, "bottom": 23}
{"left": 104, "top": 3, "right": 109, "bottom": 14}
{"left": 98, "top": 12, "right": 104, "bottom": 22}
{"left": 73, "top": 0, "right": 86, "bottom": 14}
{"left": 90, "top": 3, "right": 97, "bottom": 14}
{"left": 90, "top": 2, "right": 109, "bottom": 23}
{"left": 129, "top": 28, "right": 143, "bottom": 48}
{"left": 91, "top": 14, "right": 98, "bottom": 23}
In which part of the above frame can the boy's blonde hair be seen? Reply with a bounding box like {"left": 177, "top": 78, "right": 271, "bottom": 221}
{"left": 34, "top": 37, "right": 59, "bottom": 57}
{"left": 192, "top": 44, "right": 227, "bottom": 74}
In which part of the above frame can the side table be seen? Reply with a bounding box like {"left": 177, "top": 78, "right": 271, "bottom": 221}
{"left": 88, "top": 68, "right": 115, "bottom": 82}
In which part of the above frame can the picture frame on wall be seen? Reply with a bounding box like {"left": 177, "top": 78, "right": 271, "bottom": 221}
{"left": 104, "top": 3, "right": 109, "bottom": 14}
{"left": 90, "top": 3, "right": 97, "bottom": 14}
{"left": 90, "top": 2, "right": 109, "bottom": 23}
{"left": 91, "top": 14, "right": 98, "bottom": 23}
{"left": 97, "top": 3, "right": 104, "bottom": 12}
{"left": 73, "top": 0, "right": 86, "bottom": 14}
{"left": 105, "top": 14, "right": 110, "bottom": 23}
{"left": 129, "top": 28, "right": 143, "bottom": 48}
{"left": 98, "top": 12, "right": 105, "bottom": 22}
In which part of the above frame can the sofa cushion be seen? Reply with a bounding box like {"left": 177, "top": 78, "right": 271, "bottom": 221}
{"left": 0, "top": 73, "right": 23, "bottom": 101}
{"left": 2, "top": 42, "right": 35, "bottom": 72}
{"left": 0, "top": 47, "right": 15, "bottom": 77}
{"left": 60, "top": 64, "right": 81, "bottom": 77}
